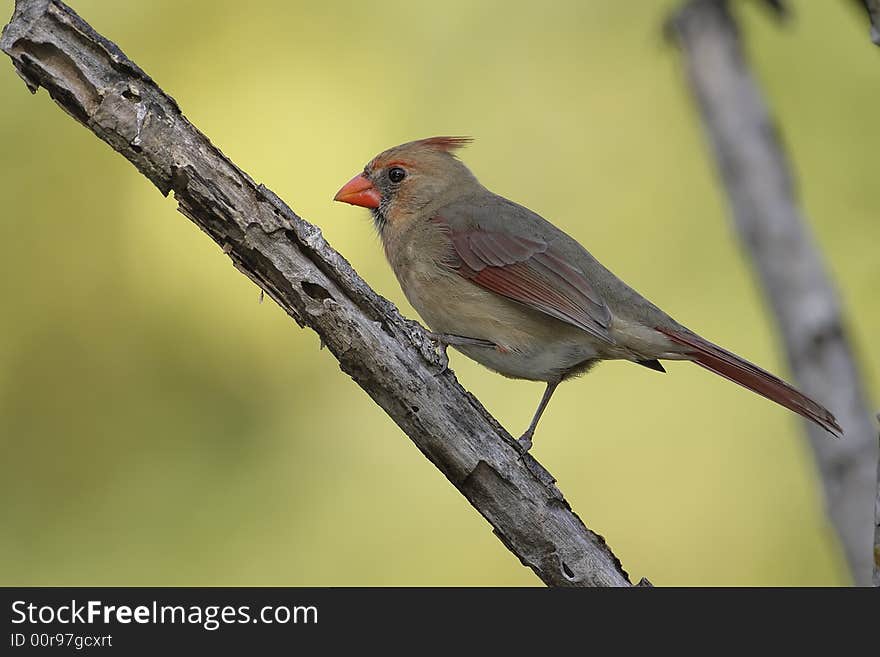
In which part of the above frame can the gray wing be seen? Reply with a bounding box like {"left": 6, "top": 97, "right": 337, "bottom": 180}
{"left": 435, "top": 194, "right": 615, "bottom": 344}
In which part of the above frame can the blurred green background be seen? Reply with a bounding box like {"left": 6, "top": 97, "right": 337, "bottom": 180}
{"left": 0, "top": 0, "right": 876, "bottom": 586}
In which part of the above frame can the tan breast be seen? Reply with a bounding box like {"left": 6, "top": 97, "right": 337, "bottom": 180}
{"left": 381, "top": 218, "right": 619, "bottom": 382}
{"left": 383, "top": 218, "right": 529, "bottom": 345}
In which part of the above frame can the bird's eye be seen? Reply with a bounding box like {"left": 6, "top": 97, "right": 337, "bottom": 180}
{"left": 388, "top": 167, "right": 406, "bottom": 183}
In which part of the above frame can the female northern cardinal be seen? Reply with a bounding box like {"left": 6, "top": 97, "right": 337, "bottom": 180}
{"left": 334, "top": 137, "right": 841, "bottom": 449}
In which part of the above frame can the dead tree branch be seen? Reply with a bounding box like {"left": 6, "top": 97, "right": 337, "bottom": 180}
{"left": 0, "top": 0, "right": 642, "bottom": 587}
{"left": 670, "top": 0, "right": 878, "bottom": 585}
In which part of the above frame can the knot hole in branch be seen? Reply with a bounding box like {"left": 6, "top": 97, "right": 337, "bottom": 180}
{"left": 301, "top": 281, "right": 333, "bottom": 302}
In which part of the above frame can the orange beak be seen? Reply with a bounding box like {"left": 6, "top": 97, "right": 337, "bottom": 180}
{"left": 333, "top": 174, "right": 381, "bottom": 209}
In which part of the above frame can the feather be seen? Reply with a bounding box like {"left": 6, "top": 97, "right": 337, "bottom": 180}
{"left": 444, "top": 224, "right": 614, "bottom": 344}
{"left": 656, "top": 327, "right": 842, "bottom": 437}
{"left": 636, "top": 359, "right": 666, "bottom": 373}
{"left": 412, "top": 136, "right": 473, "bottom": 153}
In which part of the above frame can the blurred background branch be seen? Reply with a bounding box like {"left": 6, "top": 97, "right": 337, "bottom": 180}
{"left": 853, "top": 0, "right": 880, "bottom": 45}
{"left": 669, "top": 0, "right": 878, "bottom": 585}
{"left": 0, "top": 0, "right": 638, "bottom": 587}
{"left": 875, "top": 415, "right": 880, "bottom": 585}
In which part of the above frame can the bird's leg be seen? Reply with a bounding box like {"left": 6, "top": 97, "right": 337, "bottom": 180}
{"left": 518, "top": 380, "right": 560, "bottom": 452}
{"left": 426, "top": 332, "right": 496, "bottom": 375}
{"left": 427, "top": 332, "right": 496, "bottom": 349}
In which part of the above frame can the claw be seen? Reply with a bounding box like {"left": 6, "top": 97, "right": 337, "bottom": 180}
{"left": 433, "top": 344, "right": 450, "bottom": 376}
{"left": 425, "top": 331, "right": 494, "bottom": 376}
{"left": 425, "top": 332, "right": 451, "bottom": 376}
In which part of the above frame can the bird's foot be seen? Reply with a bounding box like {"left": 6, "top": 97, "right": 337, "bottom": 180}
{"left": 432, "top": 343, "right": 450, "bottom": 376}
{"left": 516, "top": 431, "right": 533, "bottom": 454}
{"left": 426, "top": 332, "right": 495, "bottom": 376}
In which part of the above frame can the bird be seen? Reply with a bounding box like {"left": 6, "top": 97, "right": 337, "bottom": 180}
{"left": 333, "top": 136, "right": 842, "bottom": 450}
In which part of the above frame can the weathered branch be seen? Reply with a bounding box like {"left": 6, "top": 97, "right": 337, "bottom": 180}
{"left": 0, "top": 0, "right": 641, "bottom": 587}
{"left": 670, "top": 0, "right": 878, "bottom": 585}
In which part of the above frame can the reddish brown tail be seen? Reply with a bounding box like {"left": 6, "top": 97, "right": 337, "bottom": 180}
{"left": 656, "top": 327, "right": 842, "bottom": 437}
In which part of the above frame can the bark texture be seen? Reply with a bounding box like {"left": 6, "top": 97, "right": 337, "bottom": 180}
{"left": 0, "top": 0, "right": 640, "bottom": 587}
{"left": 670, "top": 0, "right": 878, "bottom": 585}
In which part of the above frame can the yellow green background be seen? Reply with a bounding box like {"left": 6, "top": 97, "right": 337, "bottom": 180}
{"left": 1, "top": 0, "right": 876, "bottom": 585}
